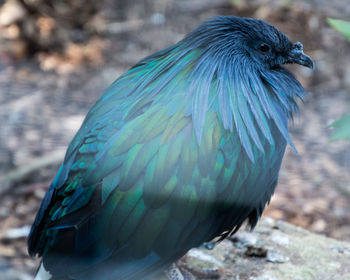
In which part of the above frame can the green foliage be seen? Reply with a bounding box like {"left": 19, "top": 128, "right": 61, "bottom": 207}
{"left": 329, "top": 114, "right": 350, "bottom": 141}
{"left": 327, "top": 18, "right": 350, "bottom": 40}
{"left": 328, "top": 18, "right": 350, "bottom": 141}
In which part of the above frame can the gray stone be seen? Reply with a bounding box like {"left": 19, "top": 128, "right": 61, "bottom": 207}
{"left": 179, "top": 217, "right": 350, "bottom": 279}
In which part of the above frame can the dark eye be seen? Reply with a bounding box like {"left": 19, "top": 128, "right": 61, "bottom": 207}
{"left": 258, "top": 43, "right": 270, "bottom": 52}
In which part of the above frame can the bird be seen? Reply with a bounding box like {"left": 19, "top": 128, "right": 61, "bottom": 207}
{"left": 28, "top": 16, "right": 313, "bottom": 280}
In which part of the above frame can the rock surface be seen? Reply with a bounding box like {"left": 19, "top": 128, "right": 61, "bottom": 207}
{"left": 175, "top": 217, "right": 350, "bottom": 280}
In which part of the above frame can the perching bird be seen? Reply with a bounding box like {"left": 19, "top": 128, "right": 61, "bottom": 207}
{"left": 28, "top": 16, "right": 313, "bottom": 280}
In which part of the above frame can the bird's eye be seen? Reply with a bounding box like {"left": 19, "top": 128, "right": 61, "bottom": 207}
{"left": 258, "top": 43, "right": 270, "bottom": 52}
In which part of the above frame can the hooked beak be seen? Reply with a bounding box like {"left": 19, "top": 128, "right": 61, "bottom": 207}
{"left": 287, "top": 42, "right": 314, "bottom": 69}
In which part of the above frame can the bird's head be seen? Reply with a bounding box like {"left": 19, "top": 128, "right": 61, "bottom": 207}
{"left": 184, "top": 16, "right": 314, "bottom": 70}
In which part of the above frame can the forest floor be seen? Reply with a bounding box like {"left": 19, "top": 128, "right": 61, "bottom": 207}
{"left": 0, "top": 0, "right": 349, "bottom": 279}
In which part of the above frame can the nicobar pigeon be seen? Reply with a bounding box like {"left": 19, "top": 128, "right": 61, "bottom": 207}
{"left": 28, "top": 16, "right": 313, "bottom": 280}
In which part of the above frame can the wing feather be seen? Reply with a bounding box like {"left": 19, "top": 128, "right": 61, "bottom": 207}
{"left": 28, "top": 52, "right": 288, "bottom": 280}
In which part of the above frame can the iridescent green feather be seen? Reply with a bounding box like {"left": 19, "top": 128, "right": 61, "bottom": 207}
{"left": 28, "top": 31, "right": 297, "bottom": 280}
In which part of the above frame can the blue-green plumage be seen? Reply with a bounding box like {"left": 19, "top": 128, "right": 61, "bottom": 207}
{"left": 28, "top": 16, "right": 313, "bottom": 280}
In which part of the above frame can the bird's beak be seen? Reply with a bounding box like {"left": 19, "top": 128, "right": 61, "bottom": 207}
{"left": 287, "top": 42, "right": 314, "bottom": 69}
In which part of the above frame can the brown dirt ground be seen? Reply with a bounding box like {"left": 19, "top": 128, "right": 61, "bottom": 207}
{"left": 0, "top": 0, "right": 349, "bottom": 279}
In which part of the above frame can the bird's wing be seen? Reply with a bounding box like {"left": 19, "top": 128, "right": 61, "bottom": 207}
{"left": 28, "top": 49, "right": 286, "bottom": 280}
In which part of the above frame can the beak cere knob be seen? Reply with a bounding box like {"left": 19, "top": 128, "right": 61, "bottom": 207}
{"left": 293, "top": 42, "right": 303, "bottom": 51}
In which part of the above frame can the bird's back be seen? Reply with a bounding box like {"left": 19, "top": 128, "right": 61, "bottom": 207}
{"left": 28, "top": 91, "right": 286, "bottom": 280}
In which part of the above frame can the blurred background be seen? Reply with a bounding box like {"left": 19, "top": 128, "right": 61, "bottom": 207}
{"left": 0, "top": 0, "right": 349, "bottom": 279}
